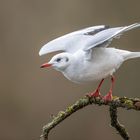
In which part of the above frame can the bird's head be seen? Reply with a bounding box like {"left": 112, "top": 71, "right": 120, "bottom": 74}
{"left": 40, "top": 53, "right": 72, "bottom": 71}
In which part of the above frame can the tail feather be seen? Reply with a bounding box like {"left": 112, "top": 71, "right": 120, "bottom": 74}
{"left": 123, "top": 51, "right": 140, "bottom": 61}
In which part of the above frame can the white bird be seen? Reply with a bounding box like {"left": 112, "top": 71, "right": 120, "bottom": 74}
{"left": 39, "top": 23, "right": 140, "bottom": 101}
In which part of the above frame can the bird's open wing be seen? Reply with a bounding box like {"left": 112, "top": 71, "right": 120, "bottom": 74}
{"left": 39, "top": 23, "right": 140, "bottom": 56}
{"left": 39, "top": 25, "right": 109, "bottom": 56}
{"left": 83, "top": 23, "right": 140, "bottom": 51}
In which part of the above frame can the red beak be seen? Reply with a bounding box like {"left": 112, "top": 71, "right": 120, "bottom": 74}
{"left": 40, "top": 63, "right": 52, "bottom": 68}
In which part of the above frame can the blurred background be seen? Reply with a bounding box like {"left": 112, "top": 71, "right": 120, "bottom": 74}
{"left": 0, "top": 0, "right": 140, "bottom": 140}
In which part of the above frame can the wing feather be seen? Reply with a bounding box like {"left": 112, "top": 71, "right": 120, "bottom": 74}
{"left": 39, "top": 23, "right": 140, "bottom": 56}
{"left": 39, "top": 25, "right": 108, "bottom": 56}
{"left": 84, "top": 23, "right": 140, "bottom": 51}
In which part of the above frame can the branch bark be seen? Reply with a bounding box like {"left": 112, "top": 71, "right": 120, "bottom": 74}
{"left": 40, "top": 96, "right": 140, "bottom": 140}
{"left": 109, "top": 105, "right": 130, "bottom": 140}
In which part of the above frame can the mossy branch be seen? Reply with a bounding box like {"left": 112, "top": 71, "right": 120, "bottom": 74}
{"left": 109, "top": 105, "right": 130, "bottom": 140}
{"left": 40, "top": 96, "right": 140, "bottom": 140}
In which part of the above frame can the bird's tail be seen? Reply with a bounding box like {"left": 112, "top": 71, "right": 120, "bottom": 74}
{"left": 123, "top": 51, "right": 140, "bottom": 61}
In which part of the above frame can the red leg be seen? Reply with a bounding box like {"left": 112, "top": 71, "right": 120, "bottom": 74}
{"left": 103, "top": 76, "right": 115, "bottom": 101}
{"left": 89, "top": 79, "right": 104, "bottom": 97}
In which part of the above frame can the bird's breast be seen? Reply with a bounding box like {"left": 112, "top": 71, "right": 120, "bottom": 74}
{"left": 62, "top": 48, "right": 124, "bottom": 83}
{"left": 63, "top": 66, "right": 114, "bottom": 83}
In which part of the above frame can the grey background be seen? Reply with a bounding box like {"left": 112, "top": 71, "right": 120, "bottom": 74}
{"left": 0, "top": 0, "right": 140, "bottom": 140}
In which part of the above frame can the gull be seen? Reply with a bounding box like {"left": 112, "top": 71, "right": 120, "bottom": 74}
{"left": 39, "top": 23, "right": 140, "bottom": 101}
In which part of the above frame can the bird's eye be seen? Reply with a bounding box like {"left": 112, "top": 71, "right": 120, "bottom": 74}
{"left": 56, "top": 58, "right": 61, "bottom": 62}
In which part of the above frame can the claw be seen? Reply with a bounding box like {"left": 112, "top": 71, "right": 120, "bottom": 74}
{"left": 87, "top": 79, "right": 104, "bottom": 98}
{"left": 103, "top": 76, "right": 115, "bottom": 102}
{"left": 103, "top": 90, "right": 113, "bottom": 102}
{"left": 88, "top": 89, "right": 102, "bottom": 98}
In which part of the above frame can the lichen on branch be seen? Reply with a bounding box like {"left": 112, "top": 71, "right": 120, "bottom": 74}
{"left": 40, "top": 95, "right": 140, "bottom": 140}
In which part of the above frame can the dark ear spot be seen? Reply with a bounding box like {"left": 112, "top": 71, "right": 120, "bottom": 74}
{"left": 66, "top": 57, "right": 69, "bottom": 62}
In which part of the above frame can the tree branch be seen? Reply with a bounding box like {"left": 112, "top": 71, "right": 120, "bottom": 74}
{"left": 40, "top": 96, "right": 140, "bottom": 140}
{"left": 109, "top": 105, "right": 130, "bottom": 140}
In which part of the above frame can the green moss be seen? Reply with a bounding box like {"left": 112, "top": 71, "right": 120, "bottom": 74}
{"left": 58, "top": 111, "right": 65, "bottom": 117}
{"left": 67, "top": 106, "right": 73, "bottom": 112}
{"left": 124, "top": 100, "right": 133, "bottom": 108}
{"left": 112, "top": 96, "right": 119, "bottom": 100}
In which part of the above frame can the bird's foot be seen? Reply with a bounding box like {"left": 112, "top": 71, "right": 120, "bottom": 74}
{"left": 103, "top": 90, "right": 113, "bottom": 102}
{"left": 87, "top": 89, "right": 102, "bottom": 98}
